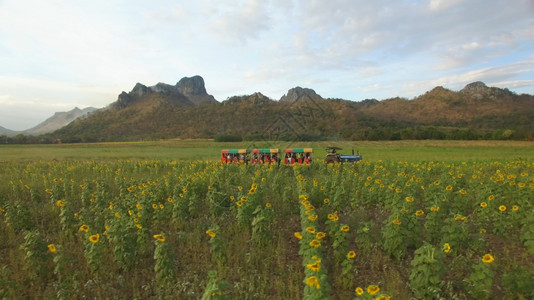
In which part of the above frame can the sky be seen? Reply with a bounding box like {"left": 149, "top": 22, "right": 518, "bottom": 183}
{"left": 1, "top": 0, "right": 533, "bottom": 131}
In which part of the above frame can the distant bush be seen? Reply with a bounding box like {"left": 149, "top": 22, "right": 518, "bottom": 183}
{"left": 214, "top": 134, "right": 243, "bottom": 142}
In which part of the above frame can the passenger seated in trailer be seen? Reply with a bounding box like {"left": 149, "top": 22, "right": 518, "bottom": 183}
{"left": 304, "top": 153, "right": 312, "bottom": 164}
{"left": 286, "top": 153, "right": 292, "bottom": 164}
{"left": 232, "top": 154, "right": 238, "bottom": 163}
{"left": 221, "top": 153, "right": 226, "bottom": 163}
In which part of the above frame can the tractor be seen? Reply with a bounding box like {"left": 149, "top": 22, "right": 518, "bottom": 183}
{"left": 324, "top": 146, "right": 362, "bottom": 164}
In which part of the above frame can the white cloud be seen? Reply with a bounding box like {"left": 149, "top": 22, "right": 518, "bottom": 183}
{"left": 208, "top": 0, "right": 273, "bottom": 43}
{"left": 492, "top": 80, "right": 534, "bottom": 90}
{"left": 428, "top": 0, "right": 465, "bottom": 11}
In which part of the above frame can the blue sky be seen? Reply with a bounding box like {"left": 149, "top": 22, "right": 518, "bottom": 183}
{"left": 1, "top": 0, "right": 533, "bottom": 130}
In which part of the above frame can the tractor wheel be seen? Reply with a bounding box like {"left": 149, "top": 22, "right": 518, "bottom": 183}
{"left": 324, "top": 156, "right": 338, "bottom": 164}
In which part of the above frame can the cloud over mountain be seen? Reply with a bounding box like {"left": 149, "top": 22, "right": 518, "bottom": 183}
{"left": 0, "top": 0, "right": 533, "bottom": 130}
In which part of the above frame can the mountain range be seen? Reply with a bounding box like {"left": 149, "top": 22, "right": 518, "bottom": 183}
{"left": 2, "top": 75, "right": 533, "bottom": 142}
{"left": 1, "top": 107, "right": 97, "bottom": 137}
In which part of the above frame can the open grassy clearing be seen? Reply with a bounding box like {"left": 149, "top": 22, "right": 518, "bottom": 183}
{"left": 0, "top": 140, "right": 532, "bottom": 162}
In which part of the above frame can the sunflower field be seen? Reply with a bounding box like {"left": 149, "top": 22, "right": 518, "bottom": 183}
{"left": 0, "top": 159, "right": 533, "bottom": 299}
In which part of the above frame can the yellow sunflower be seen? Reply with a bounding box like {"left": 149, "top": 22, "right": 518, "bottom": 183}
{"left": 309, "top": 240, "right": 321, "bottom": 248}
{"left": 89, "top": 234, "right": 100, "bottom": 243}
{"left": 205, "top": 230, "right": 216, "bottom": 238}
{"left": 305, "top": 276, "right": 320, "bottom": 289}
{"left": 367, "top": 285, "right": 380, "bottom": 296}
{"left": 482, "top": 253, "right": 494, "bottom": 264}
{"left": 306, "top": 262, "right": 321, "bottom": 272}
{"left": 153, "top": 234, "right": 165, "bottom": 242}
{"left": 47, "top": 244, "right": 56, "bottom": 253}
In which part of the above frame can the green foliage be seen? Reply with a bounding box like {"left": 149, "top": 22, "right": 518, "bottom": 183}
{"left": 20, "top": 230, "right": 51, "bottom": 284}
{"left": 201, "top": 270, "right": 230, "bottom": 300}
{"left": 501, "top": 266, "right": 534, "bottom": 299}
{"left": 206, "top": 225, "right": 226, "bottom": 266}
{"left": 409, "top": 243, "right": 445, "bottom": 298}
{"left": 381, "top": 214, "right": 411, "bottom": 260}
{"left": 520, "top": 212, "right": 534, "bottom": 254}
{"left": 153, "top": 235, "right": 175, "bottom": 287}
{"left": 466, "top": 261, "right": 494, "bottom": 300}
{"left": 251, "top": 204, "right": 273, "bottom": 247}
{"left": 0, "top": 155, "right": 532, "bottom": 298}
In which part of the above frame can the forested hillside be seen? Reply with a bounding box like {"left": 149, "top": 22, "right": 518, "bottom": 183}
{"left": 3, "top": 78, "right": 533, "bottom": 143}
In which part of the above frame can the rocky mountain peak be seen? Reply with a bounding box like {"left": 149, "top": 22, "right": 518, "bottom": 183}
{"left": 249, "top": 92, "right": 272, "bottom": 104}
{"left": 177, "top": 75, "right": 207, "bottom": 96}
{"left": 131, "top": 83, "right": 150, "bottom": 98}
{"left": 461, "top": 81, "right": 489, "bottom": 93}
{"left": 116, "top": 92, "right": 133, "bottom": 109}
{"left": 176, "top": 75, "right": 217, "bottom": 104}
{"left": 150, "top": 82, "right": 176, "bottom": 94}
{"left": 279, "top": 87, "right": 324, "bottom": 103}
{"left": 111, "top": 75, "right": 217, "bottom": 110}
{"left": 460, "top": 81, "right": 513, "bottom": 99}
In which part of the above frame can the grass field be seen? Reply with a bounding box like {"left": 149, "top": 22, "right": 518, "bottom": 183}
{"left": 0, "top": 140, "right": 532, "bottom": 299}
{"left": 0, "top": 140, "right": 533, "bottom": 162}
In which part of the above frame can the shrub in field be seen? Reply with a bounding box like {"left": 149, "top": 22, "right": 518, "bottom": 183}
{"left": 20, "top": 230, "right": 52, "bottom": 287}
{"left": 382, "top": 213, "right": 410, "bottom": 260}
{"left": 409, "top": 242, "right": 445, "bottom": 298}
{"left": 520, "top": 213, "right": 534, "bottom": 254}
{"left": 466, "top": 254, "right": 495, "bottom": 300}
{"left": 501, "top": 266, "right": 534, "bottom": 299}
{"left": 153, "top": 234, "right": 175, "bottom": 288}
{"left": 201, "top": 270, "right": 230, "bottom": 300}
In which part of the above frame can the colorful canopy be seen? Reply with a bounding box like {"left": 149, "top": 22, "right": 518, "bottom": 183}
{"left": 221, "top": 149, "right": 250, "bottom": 154}
{"left": 251, "top": 148, "right": 279, "bottom": 154}
{"left": 284, "top": 148, "right": 313, "bottom": 153}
